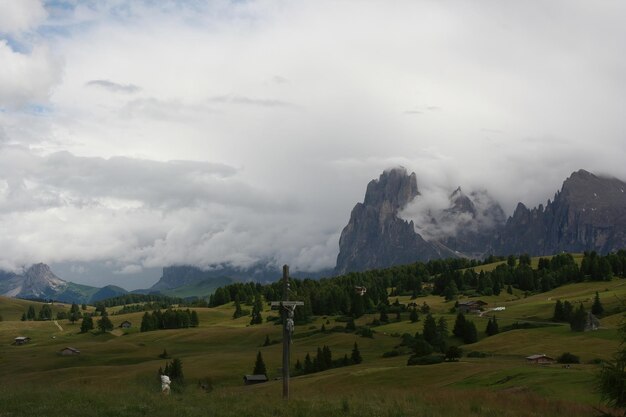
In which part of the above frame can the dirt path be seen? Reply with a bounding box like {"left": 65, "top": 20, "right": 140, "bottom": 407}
{"left": 53, "top": 320, "right": 63, "bottom": 331}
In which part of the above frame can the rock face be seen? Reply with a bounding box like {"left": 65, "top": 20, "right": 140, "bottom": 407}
{"left": 335, "top": 168, "right": 626, "bottom": 274}
{"left": 437, "top": 188, "right": 506, "bottom": 258}
{"left": 334, "top": 168, "right": 454, "bottom": 274}
{"left": 493, "top": 169, "right": 626, "bottom": 255}
{"left": 0, "top": 263, "right": 68, "bottom": 299}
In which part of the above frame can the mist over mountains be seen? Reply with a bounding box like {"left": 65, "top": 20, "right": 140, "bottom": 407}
{"left": 2, "top": 167, "right": 626, "bottom": 301}
{"left": 335, "top": 167, "right": 626, "bottom": 273}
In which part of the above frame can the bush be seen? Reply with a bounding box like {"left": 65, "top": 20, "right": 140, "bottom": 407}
{"left": 407, "top": 354, "right": 444, "bottom": 366}
{"left": 356, "top": 327, "right": 374, "bottom": 338}
{"left": 382, "top": 350, "right": 400, "bottom": 358}
{"left": 557, "top": 352, "right": 580, "bottom": 364}
{"left": 466, "top": 351, "right": 489, "bottom": 358}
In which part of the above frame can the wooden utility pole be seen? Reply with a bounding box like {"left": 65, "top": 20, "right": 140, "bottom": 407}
{"left": 270, "top": 265, "right": 303, "bottom": 401}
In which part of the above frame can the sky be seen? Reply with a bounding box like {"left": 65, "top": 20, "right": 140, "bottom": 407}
{"left": 1, "top": 0, "right": 625, "bottom": 289}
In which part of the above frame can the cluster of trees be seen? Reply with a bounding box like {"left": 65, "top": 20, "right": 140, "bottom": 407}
{"left": 208, "top": 251, "right": 626, "bottom": 319}
{"left": 485, "top": 316, "right": 499, "bottom": 336}
{"left": 21, "top": 304, "right": 53, "bottom": 321}
{"left": 452, "top": 313, "right": 478, "bottom": 344}
{"left": 140, "top": 309, "right": 199, "bottom": 332}
{"left": 158, "top": 358, "right": 184, "bottom": 384}
{"left": 552, "top": 298, "right": 596, "bottom": 332}
{"left": 96, "top": 294, "right": 183, "bottom": 308}
{"left": 293, "top": 342, "right": 362, "bottom": 376}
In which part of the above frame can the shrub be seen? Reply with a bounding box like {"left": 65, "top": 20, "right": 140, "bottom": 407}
{"left": 382, "top": 350, "right": 400, "bottom": 358}
{"left": 466, "top": 351, "right": 489, "bottom": 358}
{"left": 557, "top": 352, "right": 580, "bottom": 364}
{"left": 407, "top": 354, "right": 444, "bottom": 366}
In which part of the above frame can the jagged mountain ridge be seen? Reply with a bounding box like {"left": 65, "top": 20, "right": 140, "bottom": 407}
{"left": 0, "top": 263, "right": 106, "bottom": 303}
{"left": 335, "top": 168, "right": 626, "bottom": 274}
{"left": 492, "top": 169, "right": 626, "bottom": 255}
{"left": 335, "top": 168, "right": 460, "bottom": 274}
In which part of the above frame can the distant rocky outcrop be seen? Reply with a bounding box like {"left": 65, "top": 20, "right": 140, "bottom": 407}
{"left": 335, "top": 168, "right": 626, "bottom": 274}
{"left": 334, "top": 167, "right": 455, "bottom": 274}
{"left": 493, "top": 169, "right": 626, "bottom": 255}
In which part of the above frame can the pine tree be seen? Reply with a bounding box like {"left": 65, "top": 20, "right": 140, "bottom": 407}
{"left": 410, "top": 308, "right": 419, "bottom": 323}
{"left": 21, "top": 313, "right": 26, "bottom": 321}
{"left": 553, "top": 299, "right": 565, "bottom": 321}
{"left": 592, "top": 291, "right": 604, "bottom": 316}
{"left": 304, "top": 353, "right": 314, "bottom": 373}
{"left": 462, "top": 320, "right": 478, "bottom": 344}
{"left": 422, "top": 314, "right": 438, "bottom": 345}
{"left": 253, "top": 351, "right": 267, "bottom": 376}
{"left": 453, "top": 312, "right": 466, "bottom": 338}
{"left": 351, "top": 342, "right": 362, "bottom": 364}
{"left": 570, "top": 304, "right": 587, "bottom": 332}
{"left": 97, "top": 315, "right": 113, "bottom": 333}
{"left": 485, "top": 316, "right": 499, "bottom": 336}
{"left": 250, "top": 296, "right": 263, "bottom": 325}
{"left": 233, "top": 299, "right": 243, "bottom": 319}
{"left": 169, "top": 358, "right": 184, "bottom": 382}
{"left": 27, "top": 305, "right": 36, "bottom": 320}
{"left": 190, "top": 310, "right": 199, "bottom": 327}
{"left": 80, "top": 315, "right": 94, "bottom": 333}
{"left": 263, "top": 335, "right": 271, "bottom": 346}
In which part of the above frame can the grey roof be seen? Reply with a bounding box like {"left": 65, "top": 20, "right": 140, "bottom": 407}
{"left": 61, "top": 347, "right": 80, "bottom": 353}
{"left": 526, "top": 354, "right": 553, "bottom": 360}
{"left": 244, "top": 374, "right": 268, "bottom": 381}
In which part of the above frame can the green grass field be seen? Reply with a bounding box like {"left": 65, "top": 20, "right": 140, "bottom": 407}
{"left": 0, "top": 274, "right": 624, "bottom": 417}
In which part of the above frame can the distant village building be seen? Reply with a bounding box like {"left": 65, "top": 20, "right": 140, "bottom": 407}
{"left": 13, "top": 336, "right": 31, "bottom": 345}
{"left": 59, "top": 347, "right": 80, "bottom": 356}
{"left": 525, "top": 354, "right": 555, "bottom": 364}
{"left": 243, "top": 374, "right": 268, "bottom": 385}
{"left": 585, "top": 312, "right": 600, "bottom": 331}
{"left": 119, "top": 320, "right": 132, "bottom": 329}
{"left": 457, "top": 300, "right": 488, "bottom": 314}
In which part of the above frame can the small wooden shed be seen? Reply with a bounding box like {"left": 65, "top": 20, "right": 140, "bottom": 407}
{"left": 525, "top": 354, "right": 555, "bottom": 364}
{"left": 243, "top": 374, "right": 268, "bottom": 385}
{"left": 119, "top": 320, "right": 132, "bottom": 329}
{"left": 13, "top": 336, "right": 31, "bottom": 345}
{"left": 59, "top": 347, "right": 81, "bottom": 356}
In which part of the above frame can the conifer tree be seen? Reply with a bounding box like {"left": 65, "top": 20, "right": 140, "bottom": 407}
{"left": 27, "top": 305, "right": 36, "bottom": 321}
{"left": 304, "top": 353, "right": 314, "bottom": 373}
{"left": 253, "top": 351, "right": 267, "bottom": 376}
{"left": 263, "top": 335, "right": 271, "bottom": 346}
{"left": 351, "top": 342, "right": 362, "bottom": 364}
{"left": 233, "top": 298, "right": 243, "bottom": 319}
{"left": 80, "top": 315, "right": 94, "bottom": 333}
{"left": 97, "top": 315, "right": 113, "bottom": 333}
{"left": 570, "top": 303, "right": 587, "bottom": 332}
{"left": 190, "top": 310, "right": 199, "bottom": 327}
{"left": 453, "top": 312, "right": 467, "bottom": 338}
{"left": 462, "top": 320, "right": 478, "bottom": 344}
{"left": 422, "top": 314, "right": 438, "bottom": 345}
{"left": 250, "top": 296, "right": 263, "bottom": 325}
{"left": 592, "top": 291, "right": 604, "bottom": 316}
{"left": 553, "top": 299, "right": 565, "bottom": 321}
{"left": 410, "top": 308, "right": 419, "bottom": 323}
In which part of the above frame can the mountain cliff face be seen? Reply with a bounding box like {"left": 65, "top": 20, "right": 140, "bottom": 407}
{"left": 335, "top": 168, "right": 626, "bottom": 274}
{"left": 0, "top": 263, "right": 117, "bottom": 303}
{"left": 493, "top": 169, "right": 626, "bottom": 255}
{"left": 334, "top": 168, "right": 455, "bottom": 274}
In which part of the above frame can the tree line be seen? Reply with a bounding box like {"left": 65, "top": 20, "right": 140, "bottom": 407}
{"left": 140, "top": 309, "right": 200, "bottom": 332}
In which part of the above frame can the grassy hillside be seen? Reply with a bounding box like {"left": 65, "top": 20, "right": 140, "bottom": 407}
{"left": 0, "top": 274, "right": 624, "bottom": 417}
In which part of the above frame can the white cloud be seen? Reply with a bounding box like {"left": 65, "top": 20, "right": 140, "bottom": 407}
{"left": 0, "top": 0, "right": 47, "bottom": 34}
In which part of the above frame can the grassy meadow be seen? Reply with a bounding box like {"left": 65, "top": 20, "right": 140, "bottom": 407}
{"left": 1, "top": 272, "right": 625, "bottom": 416}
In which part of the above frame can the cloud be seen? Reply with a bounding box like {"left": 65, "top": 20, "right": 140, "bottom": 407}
{"left": 208, "top": 95, "right": 296, "bottom": 108}
{"left": 0, "top": 41, "right": 62, "bottom": 108}
{"left": 0, "top": 0, "right": 47, "bottom": 34}
{"left": 86, "top": 79, "right": 141, "bottom": 94}
{"left": 1, "top": 0, "right": 626, "bottom": 285}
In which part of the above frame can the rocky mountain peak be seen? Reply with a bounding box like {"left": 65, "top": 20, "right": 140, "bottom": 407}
{"left": 363, "top": 167, "right": 419, "bottom": 210}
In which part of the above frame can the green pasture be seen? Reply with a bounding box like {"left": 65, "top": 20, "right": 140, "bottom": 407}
{"left": 1, "top": 276, "right": 624, "bottom": 417}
